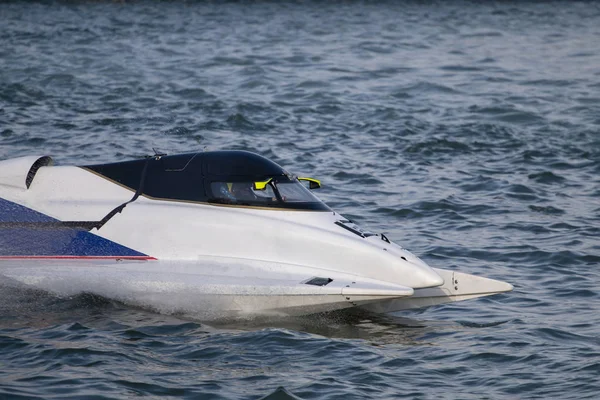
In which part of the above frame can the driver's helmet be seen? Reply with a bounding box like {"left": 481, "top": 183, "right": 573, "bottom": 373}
{"left": 231, "top": 182, "right": 255, "bottom": 201}
{"left": 219, "top": 183, "right": 236, "bottom": 201}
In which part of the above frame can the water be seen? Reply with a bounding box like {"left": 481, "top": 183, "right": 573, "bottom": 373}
{"left": 1, "top": 1, "right": 599, "bottom": 398}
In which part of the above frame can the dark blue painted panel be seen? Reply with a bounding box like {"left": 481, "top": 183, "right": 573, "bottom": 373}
{"left": 0, "top": 197, "right": 55, "bottom": 222}
{"left": 0, "top": 197, "right": 147, "bottom": 257}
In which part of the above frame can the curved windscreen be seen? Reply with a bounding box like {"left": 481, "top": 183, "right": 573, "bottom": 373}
{"left": 274, "top": 181, "right": 321, "bottom": 203}
{"left": 209, "top": 178, "right": 328, "bottom": 210}
{"left": 211, "top": 182, "right": 278, "bottom": 205}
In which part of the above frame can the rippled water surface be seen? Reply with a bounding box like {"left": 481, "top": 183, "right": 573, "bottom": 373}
{"left": 1, "top": 1, "right": 599, "bottom": 399}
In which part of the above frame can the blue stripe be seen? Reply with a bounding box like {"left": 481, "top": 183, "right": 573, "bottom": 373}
{"left": 0, "top": 197, "right": 54, "bottom": 222}
{"left": 0, "top": 197, "right": 147, "bottom": 257}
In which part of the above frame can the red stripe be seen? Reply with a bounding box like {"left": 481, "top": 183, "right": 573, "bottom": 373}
{"left": 0, "top": 256, "right": 157, "bottom": 260}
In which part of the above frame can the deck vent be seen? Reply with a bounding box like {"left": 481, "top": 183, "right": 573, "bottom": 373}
{"left": 304, "top": 277, "right": 333, "bottom": 286}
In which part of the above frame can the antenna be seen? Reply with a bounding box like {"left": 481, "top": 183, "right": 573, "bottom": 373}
{"left": 152, "top": 147, "right": 167, "bottom": 160}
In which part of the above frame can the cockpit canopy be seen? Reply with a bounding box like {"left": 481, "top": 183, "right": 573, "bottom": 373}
{"left": 84, "top": 151, "right": 329, "bottom": 211}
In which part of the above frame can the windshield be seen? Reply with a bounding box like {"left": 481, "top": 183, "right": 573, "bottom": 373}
{"left": 209, "top": 178, "right": 327, "bottom": 210}
{"left": 211, "top": 182, "right": 277, "bottom": 205}
{"left": 274, "top": 181, "right": 321, "bottom": 203}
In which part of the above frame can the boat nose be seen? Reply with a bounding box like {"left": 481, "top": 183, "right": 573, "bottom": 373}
{"left": 395, "top": 250, "right": 444, "bottom": 288}
{"left": 412, "top": 261, "right": 444, "bottom": 288}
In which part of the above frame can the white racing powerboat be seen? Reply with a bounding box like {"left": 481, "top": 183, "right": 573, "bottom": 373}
{"left": 0, "top": 151, "right": 512, "bottom": 319}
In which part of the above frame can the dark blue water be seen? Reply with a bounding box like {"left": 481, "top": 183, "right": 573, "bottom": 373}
{"left": 1, "top": 1, "right": 599, "bottom": 399}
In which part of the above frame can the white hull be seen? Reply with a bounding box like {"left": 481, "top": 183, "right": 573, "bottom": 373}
{"left": 0, "top": 259, "right": 511, "bottom": 319}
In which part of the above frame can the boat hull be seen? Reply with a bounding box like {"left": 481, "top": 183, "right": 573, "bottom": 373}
{"left": 0, "top": 258, "right": 416, "bottom": 319}
{"left": 0, "top": 259, "right": 511, "bottom": 319}
{"left": 0, "top": 152, "right": 513, "bottom": 319}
